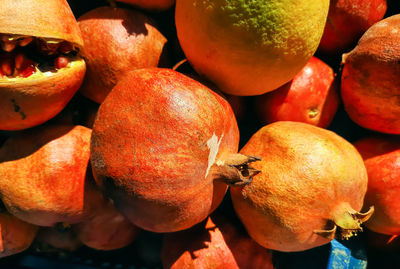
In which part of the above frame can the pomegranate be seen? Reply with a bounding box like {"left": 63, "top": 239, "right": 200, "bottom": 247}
{"left": 77, "top": 7, "right": 167, "bottom": 104}
{"left": 115, "top": 0, "right": 175, "bottom": 11}
{"left": 36, "top": 224, "right": 82, "bottom": 252}
{"left": 0, "top": 0, "right": 86, "bottom": 130}
{"left": 0, "top": 210, "right": 38, "bottom": 258}
{"left": 91, "top": 68, "right": 260, "bottom": 233}
{"left": 162, "top": 213, "right": 274, "bottom": 269}
{"left": 257, "top": 56, "right": 339, "bottom": 128}
{"left": 353, "top": 135, "right": 400, "bottom": 235}
{"left": 0, "top": 125, "right": 91, "bottom": 226}
{"left": 230, "top": 121, "right": 373, "bottom": 252}
{"left": 74, "top": 179, "right": 139, "bottom": 250}
{"left": 319, "top": 0, "right": 387, "bottom": 54}
{"left": 341, "top": 14, "right": 400, "bottom": 134}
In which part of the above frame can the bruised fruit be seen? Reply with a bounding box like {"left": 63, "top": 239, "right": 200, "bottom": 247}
{"left": 0, "top": 0, "right": 86, "bottom": 130}
{"left": 91, "top": 68, "right": 260, "bottom": 233}
{"left": 116, "top": 0, "right": 175, "bottom": 11}
{"left": 0, "top": 210, "right": 38, "bottom": 258}
{"left": 0, "top": 125, "right": 91, "bottom": 226}
{"left": 162, "top": 213, "right": 274, "bottom": 269}
{"left": 319, "top": 0, "right": 387, "bottom": 54}
{"left": 354, "top": 135, "right": 400, "bottom": 236}
{"left": 230, "top": 121, "right": 373, "bottom": 252}
{"left": 36, "top": 224, "right": 82, "bottom": 252}
{"left": 78, "top": 7, "right": 167, "bottom": 104}
{"left": 175, "top": 0, "right": 329, "bottom": 95}
{"left": 257, "top": 57, "right": 339, "bottom": 128}
{"left": 74, "top": 180, "right": 139, "bottom": 250}
{"left": 341, "top": 15, "right": 400, "bottom": 134}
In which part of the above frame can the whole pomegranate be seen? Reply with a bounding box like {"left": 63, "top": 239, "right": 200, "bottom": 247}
{"left": 0, "top": 0, "right": 86, "bottom": 130}
{"left": 341, "top": 15, "right": 400, "bottom": 134}
{"left": 162, "top": 213, "right": 274, "bottom": 269}
{"left": 91, "top": 68, "right": 259, "bottom": 233}
{"left": 354, "top": 135, "right": 400, "bottom": 235}
{"left": 230, "top": 121, "right": 373, "bottom": 252}
{"left": 0, "top": 210, "right": 38, "bottom": 258}
{"left": 0, "top": 125, "right": 91, "bottom": 226}
{"left": 74, "top": 180, "right": 139, "bottom": 250}
{"left": 78, "top": 7, "right": 167, "bottom": 104}
{"left": 319, "top": 0, "right": 387, "bottom": 54}
{"left": 257, "top": 56, "right": 339, "bottom": 128}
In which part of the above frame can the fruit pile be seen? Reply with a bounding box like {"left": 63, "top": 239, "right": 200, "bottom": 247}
{"left": 0, "top": 0, "right": 399, "bottom": 268}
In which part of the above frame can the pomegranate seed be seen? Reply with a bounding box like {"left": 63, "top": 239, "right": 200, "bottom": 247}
{"left": 19, "top": 36, "right": 34, "bottom": 47}
{"left": 1, "top": 41, "right": 16, "bottom": 52}
{"left": 19, "top": 65, "right": 36, "bottom": 78}
{"left": 14, "top": 53, "right": 25, "bottom": 69}
{"left": 1, "top": 61, "right": 12, "bottom": 76}
{"left": 54, "top": 57, "right": 69, "bottom": 69}
{"left": 0, "top": 69, "right": 4, "bottom": 77}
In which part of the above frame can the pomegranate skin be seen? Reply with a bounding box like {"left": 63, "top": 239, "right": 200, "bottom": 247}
{"left": 78, "top": 7, "right": 167, "bottom": 104}
{"left": 91, "top": 68, "right": 240, "bottom": 233}
{"left": 230, "top": 121, "right": 370, "bottom": 252}
{"left": 319, "top": 0, "right": 387, "bottom": 54}
{"left": 116, "top": 0, "right": 175, "bottom": 11}
{"left": 257, "top": 56, "right": 339, "bottom": 128}
{"left": 0, "top": 211, "right": 38, "bottom": 258}
{"left": 0, "top": 61, "right": 86, "bottom": 130}
{"left": 162, "top": 214, "right": 274, "bottom": 269}
{"left": 0, "top": 125, "right": 91, "bottom": 226}
{"left": 354, "top": 135, "right": 400, "bottom": 235}
{"left": 74, "top": 181, "right": 139, "bottom": 251}
{"left": 341, "top": 15, "right": 400, "bottom": 134}
{"left": 0, "top": 0, "right": 83, "bottom": 47}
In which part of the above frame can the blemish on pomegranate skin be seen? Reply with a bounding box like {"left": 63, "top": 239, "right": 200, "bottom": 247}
{"left": 11, "top": 99, "right": 26, "bottom": 120}
{"left": 205, "top": 133, "right": 224, "bottom": 178}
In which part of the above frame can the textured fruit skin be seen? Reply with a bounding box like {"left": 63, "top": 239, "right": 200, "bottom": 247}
{"left": 0, "top": 125, "right": 91, "bottom": 226}
{"left": 91, "top": 68, "right": 239, "bottom": 233}
{"left": 0, "top": 211, "right": 38, "bottom": 258}
{"left": 257, "top": 57, "right": 339, "bottom": 128}
{"left": 78, "top": 7, "right": 167, "bottom": 104}
{"left": 116, "top": 0, "right": 175, "bottom": 11}
{"left": 162, "top": 214, "right": 274, "bottom": 269}
{"left": 0, "top": 60, "right": 86, "bottom": 130}
{"left": 0, "top": 0, "right": 83, "bottom": 47}
{"left": 175, "top": 0, "right": 329, "bottom": 96}
{"left": 341, "top": 15, "right": 400, "bottom": 134}
{"left": 230, "top": 121, "right": 368, "bottom": 252}
{"left": 74, "top": 181, "right": 139, "bottom": 251}
{"left": 354, "top": 135, "right": 400, "bottom": 235}
{"left": 319, "top": 0, "right": 387, "bottom": 54}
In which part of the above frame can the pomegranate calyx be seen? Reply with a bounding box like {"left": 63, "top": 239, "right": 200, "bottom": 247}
{"left": 314, "top": 225, "right": 337, "bottom": 240}
{"left": 212, "top": 154, "right": 261, "bottom": 187}
{"left": 314, "top": 206, "right": 374, "bottom": 240}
